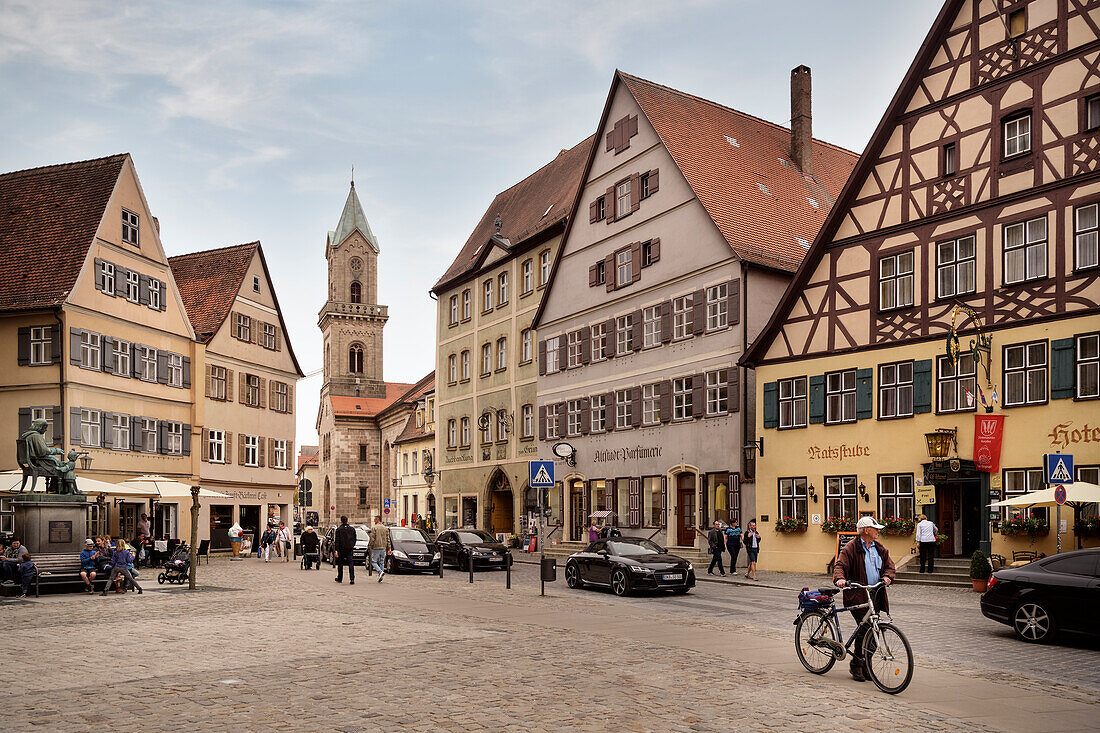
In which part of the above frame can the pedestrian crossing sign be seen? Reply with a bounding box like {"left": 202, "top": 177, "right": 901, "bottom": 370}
{"left": 529, "top": 460, "right": 555, "bottom": 487}
{"left": 1043, "top": 453, "right": 1074, "bottom": 484}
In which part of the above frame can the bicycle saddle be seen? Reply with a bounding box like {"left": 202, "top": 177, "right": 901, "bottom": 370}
{"left": 817, "top": 587, "right": 840, "bottom": 596}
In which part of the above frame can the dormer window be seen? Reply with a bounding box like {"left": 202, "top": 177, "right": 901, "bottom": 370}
{"left": 121, "top": 209, "right": 139, "bottom": 246}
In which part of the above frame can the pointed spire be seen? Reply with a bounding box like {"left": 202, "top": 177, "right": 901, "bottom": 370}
{"left": 331, "top": 179, "right": 378, "bottom": 251}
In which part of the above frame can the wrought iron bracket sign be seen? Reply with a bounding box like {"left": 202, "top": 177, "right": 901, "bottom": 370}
{"left": 945, "top": 304, "right": 993, "bottom": 385}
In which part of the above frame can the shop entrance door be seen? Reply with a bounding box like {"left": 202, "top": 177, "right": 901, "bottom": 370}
{"left": 490, "top": 490, "right": 514, "bottom": 536}
{"left": 240, "top": 505, "right": 260, "bottom": 554}
{"left": 570, "top": 487, "right": 584, "bottom": 542}
{"left": 936, "top": 481, "right": 981, "bottom": 558}
{"left": 676, "top": 474, "right": 696, "bottom": 546}
{"left": 210, "top": 506, "right": 233, "bottom": 550}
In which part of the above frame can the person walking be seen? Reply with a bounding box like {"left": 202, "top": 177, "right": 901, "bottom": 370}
{"left": 833, "top": 516, "right": 896, "bottom": 681}
{"left": 743, "top": 519, "right": 761, "bottom": 581}
{"left": 724, "top": 523, "right": 743, "bottom": 574}
{"left": 300, "top": 526, "right": 320, "bottom": 569}
{"left": 333, "top": 516, "right": 357, "bottom": 584}
{"left": 706, "top": 521, "right": 726, "bottom": 576}
{"left": 915, "top": 514, "right": 938, "bottom": 573}
{"left": 260, "top": 526, "right": 278, "bottom": 562}
{"left": 101, "top": 543, "right": 142, "bottom": 595}
{"left": 369, "top": 516, "right": 390, "bottom": 583}
{"left": 277, "top": 522, "right": 292, "bottom": 562}
{"left": 587, "top": 521, "right": 600, "bottom": 543}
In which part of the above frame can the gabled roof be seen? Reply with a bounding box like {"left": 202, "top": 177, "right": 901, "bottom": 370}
{"left": 431, "top": 136, "right": 594, "bottom": 293}
{"left": 328, "top": 182, "right": 378, "bottom": 252}
{"left": 620, "top": 72, "right": 858, "bottom": 272}
{"left": 741, "top": 0, "right": 962, "bottom": 368}
{"left": 297, "top": 446, "right": 319, "bottom": 472}
{"left": 0, "top": 154, "right": 127, "bottom": 312}
{"left": 377, "top": 371, "right": 435, "bottom": 421}
{"left": 169, "top": 241, "right": 305, "bottom": 377}
{"left": 329, "top": 382, "right": 417, "bottom": 419}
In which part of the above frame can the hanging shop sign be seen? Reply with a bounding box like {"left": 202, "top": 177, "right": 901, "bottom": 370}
{"left": 973, "top": 414, "right": 1005, "bottom": 473}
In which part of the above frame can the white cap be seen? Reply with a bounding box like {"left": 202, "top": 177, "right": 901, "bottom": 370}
{"left": 856, "top": 516, "right": 885, "bottom": 530}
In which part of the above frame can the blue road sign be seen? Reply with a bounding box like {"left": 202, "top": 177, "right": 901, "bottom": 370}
{"left": 530, "top": 460, "right": 555, "bottom": 487}
{"left": 1043, "top": 453, "right": 1074, "bottom": 484}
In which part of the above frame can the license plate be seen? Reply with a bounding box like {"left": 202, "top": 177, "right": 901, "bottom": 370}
{"left": 490, "top": 557, "right": 503, "bottom": 562}
{"left": 662, "top": 573, "right": 682, "bottom": 580}
{"left": 414, "top": 561, "right": 428, "bottom": 567}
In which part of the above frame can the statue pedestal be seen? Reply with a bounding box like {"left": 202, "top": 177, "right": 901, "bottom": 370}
{"left": 13, "top": 494, "right": 89, "bottom": 555}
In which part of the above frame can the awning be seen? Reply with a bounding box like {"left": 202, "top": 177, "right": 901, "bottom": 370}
{"left": 589, "top": 510, "right": 616, "bottom": 518}
{"left": 117, "top": 475, "right": 230, "bottom": 499}
{"left": 988, "top": 481, "right": 1100, "bottom": 508}
{"left": 0, "top": 470, "right": 158, "bottom": 497}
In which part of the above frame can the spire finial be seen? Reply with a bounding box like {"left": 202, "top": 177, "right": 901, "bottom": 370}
{"left": 494, "top": 213, "right": 503, "bottom": 234}
{"left": 351, "top": 164, "right": 355, "bottom": 188}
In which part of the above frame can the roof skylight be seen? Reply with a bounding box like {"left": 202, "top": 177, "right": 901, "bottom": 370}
{"left": 807, "top": 197, "right": 819, "bottom": 209}
{"left": 796, "top": 237, "right": 810, "bottom": 249}
{"left": 757, "top": 182, "right": 771, "bottom": 195}
{"left": 725, "top": 136, "right": 740, "bottom": 147}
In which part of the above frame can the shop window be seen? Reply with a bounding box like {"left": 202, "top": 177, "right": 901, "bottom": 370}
{"left": 937, "top": 354, "right": 977, "bottom": 413}
{"left": 779, "top": 477, "right": 807, "bottom": 522}
{"left": 825, "top": 475, "right": 857, "bottom": 520}
{"left": 645, "top": 476, "right": 663, "bottom": 527}
{"left": 877, "top": 474, "right": 914, "bottom": 520}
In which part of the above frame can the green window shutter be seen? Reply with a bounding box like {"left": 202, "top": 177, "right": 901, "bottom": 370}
{"left": 762, "top": 382, "right": 778, "bottom": 429}
{"left": 856, "top": 368, "right": 874, "bottom": 419}
{"left": 913, "top": 359, "right": 933, "bottom": 414}
{"left": 809, "top": 375, "right": 825, "bottom": 424}
{"left": 1050, "top": 338, "right": 1075, "bottom": 399}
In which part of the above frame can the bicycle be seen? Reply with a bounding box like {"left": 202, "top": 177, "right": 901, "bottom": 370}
{"left": 793, "top": 580, "right": 914, "bottom": 694}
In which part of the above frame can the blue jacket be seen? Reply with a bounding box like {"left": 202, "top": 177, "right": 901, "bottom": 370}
{"left": 109, "top": 549, "right": 132, "bottom": 569}
{"left": 18, "top": 559, "right": 36, "bottom": 579}
{"left": 80, "top": 548, "right": 99, "bottom": 569}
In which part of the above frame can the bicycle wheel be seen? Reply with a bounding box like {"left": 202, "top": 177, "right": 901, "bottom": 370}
{"left": 863, "top": 622, "right": 914, "bottom": 694}
{"left": 794, "top": 610, "right": 838, "bottom": 674}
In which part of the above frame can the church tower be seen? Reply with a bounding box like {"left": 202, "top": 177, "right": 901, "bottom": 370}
{"left": 318, "top": 181, "right": 388, "bottom": 399}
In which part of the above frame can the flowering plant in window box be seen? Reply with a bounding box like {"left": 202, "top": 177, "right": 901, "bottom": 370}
{"left": 774, "top": 516, "right": 807, "bottom": 533}
{"left": 1000, "top": 516, "right": 1049, "bottom": 539}
{"left": 821, "top": 516, "right": 856, "bottom": 533}
{"left": 1073, "top": 517, "right": 1100, "bottom": 537}
{"left": 880, "top": 516, "right": 915, "bottom": 535}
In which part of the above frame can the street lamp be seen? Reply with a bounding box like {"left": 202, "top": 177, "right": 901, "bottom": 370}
{"left": 742, "top": 437, "right": 764, "bottom": 463}
{"left": 924, "top": 427, "right": 957, "bottom": 463}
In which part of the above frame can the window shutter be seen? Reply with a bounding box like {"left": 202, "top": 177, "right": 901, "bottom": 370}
{"left": 275, "top": 328, "right": 282, "bottom": 352}
{"left": 692, "top": 374, "right": 706, "bottom": 418}
{"left": 648, "top": 169, "right": 659, "bottom": 194}
{"left": 156, "top": 352, "right": 169, "bottom": 384}
{"left": 205, "top": 365, "right": 213, "bottom": 398}
{"left": 230, "top": 312, "right": 239, "bottom": 339}
{"left": 660, "top": 301, "right": 672, "bottom": 343}
{"left": 579, "top": 398, "right": 590, "bottom": 435}
{"left": 730, "top": 368, "right": 741, "bottom": 411}
{"left": 101, "top": 337, "right": 116, "bottom": 373}
{"left": 269, "top": 380, "right": 277, "bottom": 410}
{"left": 253, "top": 321, "right": 263, "bottom": 345}
{"left": 589, "top": 263, "right": 597, "bottom": 286}
{"left": 238, "top": 434, "right": 247, "bottom": 465}
{"left": 270, "top": 438, "right": 277, "bottom": 467}
{"left": 18, "top": 407, "right": 31, "bottom": 436}
{"left": 539, "top": 406, "right": 547, "bottom": 440}
{"left": 225, "top": 431, "right": 234, "bottom": 464}
{"left": 630, "top": 173, "right": 641, "bottom": 212}
{"left": 605, "top": 481, "right": 614, "bottom": 516}
{"left": 286, "top": 383, "right": 294, "bottom": 414}
{"left": 201, "top": 428, "right": 209, "bottom": 461}
{"left": 630, "top": 242, "right": 642, "bottom": 283}
{"left": 182, "top": 424, "right": 191, "bottom": 456}
{"left": 70, "top": 407, "right": 82, "bottom": 444}
{"left": 556, "top": 403, "right": 567, "bottom": 434}
{"left": 809, "top": 375, "right": 826, "bottom": 423}
{"left": 138, "top": 274, "right": 150, "bottom": 305}
{"left": 692, "top": 289, "right": 706, "bottom": 335}
{"left": 603, "top": 318, "right": 616, "bottom": 358}
{"left": 660, "top": 476, "right": 667, "bottom": 527}
{"left": 628, "top": 479, "right": 641, "bottom": 528}
{"left": 70, "top": 329, "right": 82, "bottom": 366}
{"left": 603, "top": 253, "right": 615, "bottom": 292}
{"left": 17, "top": 327, "right": 30, "bottom": 366}
{"left": 605, "top": 186, "right": 616, "bottom": 223}
{"left": 728, "top": 278, "right": 740, "bottom": 325}
{"left": 604, "top": 392, "right": 615, "bottom": 430}
{"left": 557, "top": 339, "right": 567, "bottom": 372}
{"left": 699, "top": 475, "right": 708, "bottom": 526}
{"left": 131, "top": 344, "right": 142, "bottom": 378}
{"left": 99, "top": 413, "right": 112, "bottom": 449}
{"left": 763, "top": 381, "right": 779, "bottom": 428}
{"left": 226, "top": 369, "right": 234, "bottom": 402}
{"left": 660, "top": 380, "right": 672, "bottom": 423}
{"left": 856, "top": 368, "right": 874, "bottom": 420}
{"left": 50, "top": 406, "right": 62, "bottom": 444}
{"left": 582, "top": 480, "right": 590, "bottom": 522}
{"left": 114, "top": 267, "right": 128, "bottom": 297}
{"left": 913, "top": 359, "right": 933, "bottom": 414}
{"left": 182, "top": 357, "right": 192, "bottom": 389}
{"left": 158, "top": 421, "right": 168, "bottom": 454}
{"left": 606, "top": 129, "right": 616, "bottom": 153}
{"left": 158, "top": 280, "right": 167, "bottom": 311}
{"left": 538, "top": 341, "right": 547, "bottom": 375}
{"left": 240, "top": 373, "right": 248, "bottom": 403}
{"left": 259, "top": 378, "right": 268, "bottom": 408}
{"left": 1051, "top": 338, "right": 1075, "bottom": 399}
{"left": 130, "top": 416, "right": 142, "bottom": 451}
{"left": 50, "top": 325, "right": 61, "bottom": 363}
{"left": 580, "top": 329, "right": 590, "bottom": 364}
{"left": 649, "top": 237, "right": 660, "bottom": 264}
{"left": 589, "top": 200, "right": 598, "bottom": 224}
{"left": 94, "top": 259, "right": 106, "bottom": 292}
{"left": 631, "top": 387, "right": 641, "bottom": 427}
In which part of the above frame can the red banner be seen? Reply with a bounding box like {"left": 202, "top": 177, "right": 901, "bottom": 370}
{"left": 973, "top": 414, "right": 1005, "bottom": 473}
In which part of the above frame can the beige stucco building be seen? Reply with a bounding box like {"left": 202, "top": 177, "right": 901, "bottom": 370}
{"left": 431, "top": 138, "right": 593, "bottom": 536}
{"left": 392, "top": 383, "right": 436, "bottom": 526}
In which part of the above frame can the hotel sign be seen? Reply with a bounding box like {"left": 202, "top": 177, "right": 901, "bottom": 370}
{"left": 1048, "top": 422, "right": 1100, "bottom": 450}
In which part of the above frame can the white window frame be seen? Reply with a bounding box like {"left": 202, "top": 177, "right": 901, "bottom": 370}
{"left": 244, "top": 435, "right": 258, "bottom": 466}
{"left": 545, "top": 408, "right": 559, "bottom": 439}
{"left": 590, "top": 323, "right": 606, "bottom": 361}
{"left": 148, "top": 279, "right": 161, "bottom": 310}
{"left": 448, "top": 354, "right": 457, "bottom": 384}
{"left": 1075, "top": 203, "right": 1098, "bottom": 270}
{"left": 521, "top": 404, "right": 534, "bottom": 438}
{"left": 263, "top": 323, "right": 276, "bottom": 349}
{"left": 779, "top": 377, "right": 807, "bottom": 428}
{"left": 673, "top": 294, "right": 692, "bottom": 339}
{"left": 80, "top": 408, "right": 101, "bottom": 447}
{"left": 111, "top": 413, "right": 130, "bottom": 451}
{"left": 167, "top": 353, "right": 184, "bottom": 387}
{"left": 779, "top": 477, "right": 808, "bottom": 521}
{"left": 878, "top": 251, "right": 914, "bottom": 310}
{"left": 273, "top": 381, "right": 288, "bottom": 412}
{"left": 615, "top": 389, "right": 632, "bottom": 429}
{"left": 590, "top": 395, "right": 606, "bottom": 433}
{"left": 498, "top": 272, "right": 508, "bottom": 305}
{"left": 1004, "top": 216, "right": 1047, "bottom": 284}
{"left": 878, "top": 361, "right": 914, "bottom": 419}
{"left": 483, "top": 279, "right": 493, "bottom": 312}
{"left": 567, "top": 331, "right": 582, "bottom": 368}
{"left": 449, "top": 296, "right": 458, "bottom": 325}
{"left": 121, "top": 209, "right": 140, "bottom": 246}
{"left": 826, "top": 369, "right": 857, "bottom": 424}
{"left": 825, "top": 475, "right": 857, "bottom": 520}
{"left": 1004, "top": 468, "right": 1047, "bottom": 521}
{"left": 937, "top": 353, "right": 977, "bottom": 414}
{"left": 114, "top": 339, "right": 130, "bottom": 376}
{"left": 462, "top": 289, "right": 471, "bottom": 319}
{"left": 878, "top": 474, "right": 915, "bottom": 520}
{"left": 642, "top": 384, "right": 659, "bottom": 425}
{"left": 80, "top": 331, "right": 101, "bottom": 371}
{"left": 566, "top": 400, "right": 581, "bottom": 436}
{"left": 126, "top": 270, "right": 140, "bottom": 303}
{"left": 142, "top": 418, "right": 157, "bottom": 453}
{"left": 461, "top": 350, "right": 470, "bottom": 380}
{"left": 208, "top": 429, "right": 225, "bottom": 464}
{"left": 447, "top": 419, "right": 457, "bottom": 448}
{"left": 545, "top": 337, "right": 560, "bottom": 373}
{"left": 253, "top": 275, "right": 261, "bottom": 293}
{"left": 936, "top": 235, "right": 976, "bottom": 299}
{"left": 616, "top": 250, "right": 632, "bottom": 287}
{"left": 1003, "top": 114, "right": 1031, "bottom": 157}
{"left": 706, "top": 283, "right": 728, "bottom": 330}
{"left": 497, "top": 337, "right": 507, "bottom": 371}
{"left": 1077, "top": 333, "right": 1099, "bottom": 399}
{"left": 481, "top": 343, "right": 492, "bottom": 376}
{"left": 1004, "top": 341, "right": 1047, "bottom": 406}
{"left": 522, "top": 259, "right": 533, "bottom": 293}
{"left": 102, "top": 262, "right": 116, "bottom": 294}
{"left": 616, "top": 180, "right": 631, "bottom": 218}
{"left": 31, "top": 407, "right": 53, "bottom": 444}
{"left": 521, "top": 330, "right": 533, "bottom": 363}
{"left": 539, "top": 250, "right": 551, "bottom": 286}
{"left": 672, "top": 377, "right": 692, "bottom": 421}
{"left": 643, "top": 306, "right": 661, "bottom": 348}
{"left": 706, "top": 369, "right": 729, "bottom": 415}
{"left": 138, "top": 346, "right": 157, "bottom": 381}
{"left": 616, "top": 314, "right": 633, "bottom": 355}
{"left": 29, "top": 326, "right": 50, "bottom": 365}
{"left": 460, "top": 417, "right": 470, "bottom": 447}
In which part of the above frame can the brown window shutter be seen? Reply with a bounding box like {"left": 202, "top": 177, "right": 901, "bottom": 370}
{"left": 589, "top": 264, "right": 598, "bottom": 287}
{"left": 728, "top": 278, "right": 741, "bottom": 325}
{"left": 692, "top": 289, "right": 706, "bottom": 335}
{"left": 628, "top": 115, "right": 638, "bottom": 138}
{"left": 589, "top": 200, "right": 599, "bottom": 223}
{"left": 580, "top": 328, "right": 591, "bottom": 364}
{"left": 630, "top": 242, "right": 642, "bottom": 283}
{"left": 606, "top": 129, "right": 616, "bottom": 153}
{"left": 557, "top": 339, "right": 567, "bottom": 370}
{"left": 730, "top": 368, "right": 741, "bottom": 411}
{"left": 287, "top": 383, "right": 294, "bottom": 415}
{"left": 226, "top": 369, "right": 234, "bottom": 402}
{"left": 230, "top": 312, "right": 238, "bottom": 339}
{"left": 631, "top": 387, "right": 641, "bottom": 427}
{"left": 539, "top": 406, "right": 547, "bottom": 440}
{"left": 605, "top": 186, "right": 616, "bottom": 223}
{"left": 556, "top": 403, "right": 567, "bottom": 433}
{"left": 201, "top": 428, "right": 209, "bottom": 462}
{"left": 259, "top": 378, "right": 267, "bottom": 408}
{"left": 258, "top": 436, "right": 266, "bottom": 468}
{"left": 604, "top": 392, "right": 615, "bottom": 429}
{"left": 604, "top": 253, "right": 615, "bottom": 291}
{"left": 660, "top": 301, "right": 672, "bottom": 343}
{"left": 238, "top": 434, "right": 246, "bottom": 465}
{"left": 603, "top": 318, "right": 616, "bottom": 358}
{"left": 631, "top": 310, "right": 642, "bottom": 351}
{"left": 253, "top": 321, "right": 263, "bottom": 345}
{"left": 579, "top": 397, "right": 590, "bottom": 435}
{"left": 269, "top": 438, "right": 276, "bottom": 467}
{"left": 269, "top": 380, "right": 276, "bottom": 410}
{"left": 630, "top": 173, "right": 641, "bottom": 212}
{"left": 204, "top": 365, "right": 212, "bottom": 398}
{"left": 538, "top": 341, "right": 547, "bottom": 375}
{"left": 650, "top": 237, "right": 660, "bottom": 263}
{"left": 692, "top": 374, "right": 706, "bottom": 418}
{"left": 225, "top": 431, "right": 233, "bottom": 464}
{"left": 660, "top": 380, "right": 672, "bottom": 423}
{"left": 275, "top": 328, "right": 282, "bottom": 352}
{"left": 648, "top": 169, "right": 659, "bottom": 194}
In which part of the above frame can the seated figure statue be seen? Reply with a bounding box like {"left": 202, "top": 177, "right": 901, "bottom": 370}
{"left": 20, "top": 419, "right": 81, "bottom": 494}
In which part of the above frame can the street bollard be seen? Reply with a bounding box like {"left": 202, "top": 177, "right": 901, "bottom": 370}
{"left": 505, "top": 553, "right": 511, "bottom": 590}
{"left": 468, "top": 551, "right": 474, "bottom": 584}
{"left": 438, "top": 552, "right": 443, "bottom": 579}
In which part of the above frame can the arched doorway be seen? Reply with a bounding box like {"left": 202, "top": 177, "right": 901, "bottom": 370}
{"left": 486, "top": 469, "right": 514, "bottom": 536}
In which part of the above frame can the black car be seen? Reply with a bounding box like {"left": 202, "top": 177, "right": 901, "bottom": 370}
{"left": 384, "top": 527, "right": 440, "bottom": 573}
{"left": 320, "top": 525, "right": 370, "bottom": 566}
{"left": 980, "top": 548, "right": 1100, "bottom": 643}
{"left": 435, "top": 529, "right": 513, "bottom": 570}
{"left": 565, "top": 537, "right": 695, "bottom": 596}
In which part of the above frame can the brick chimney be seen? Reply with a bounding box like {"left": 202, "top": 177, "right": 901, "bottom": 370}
{"left": 790, "top": 65, "right": 812, "bottom": 175}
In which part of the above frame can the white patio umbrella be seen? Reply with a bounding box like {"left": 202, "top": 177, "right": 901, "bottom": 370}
{"left": 988, "top": 481, "right": 1100, "bottom": 507}
{"left": 118, "top": 474, "right": 230, "bottom": 499}
{"left": 0, "top": 470, "right": 158, "bottom": 497}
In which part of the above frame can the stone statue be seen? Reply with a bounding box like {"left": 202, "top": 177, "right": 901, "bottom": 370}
{"left": 19, "top": 419, "right": 82, "bottom": 495}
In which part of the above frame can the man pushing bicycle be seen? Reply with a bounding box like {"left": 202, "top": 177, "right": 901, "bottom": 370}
{"left": 833, "top": 516, "right": 896, "bottom": 682}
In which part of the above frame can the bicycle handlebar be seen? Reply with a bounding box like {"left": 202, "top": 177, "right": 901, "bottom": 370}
{"left": 837, "top": 579, "right": 887, "bottom": 590}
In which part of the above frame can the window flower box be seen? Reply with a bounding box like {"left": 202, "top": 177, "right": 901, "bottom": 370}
{"left": 821, "top": 516, "right": 856, "bottom": 534}
{"left": 774, "top": 516, "right": 807, "bottom": 533}
{"left": 1000, "top": 516, "right": 1049, "bottom": 539}
{"left": 880, "top": 517, "right": 914, "bottom": 535}
{"left": 1073, "top": 517, "right": 1100, "bottom": 537}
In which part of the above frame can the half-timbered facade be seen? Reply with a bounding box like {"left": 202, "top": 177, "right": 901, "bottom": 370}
{"left": 743, "top": 0, "right": 1100, "bottom": 571}
{"left": 533, "top": 70, "right": 858, "bottom": 554}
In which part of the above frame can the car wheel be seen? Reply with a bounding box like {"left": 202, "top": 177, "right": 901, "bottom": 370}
{"left": 1013, "top": 600, "right": 1056, "bottom": 643}
{"left": 565, "top": 562, "right": 583, "bottom": 589}
{"left": 611, "top": 569, "right": 630, "bottom": 597}
{"left": 671, "top": 586, "right": 690, "bottom": 595}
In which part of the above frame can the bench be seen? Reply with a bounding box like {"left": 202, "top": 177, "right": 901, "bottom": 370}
{"left": 25, "top": 553, "right": 129, "bottom": 597}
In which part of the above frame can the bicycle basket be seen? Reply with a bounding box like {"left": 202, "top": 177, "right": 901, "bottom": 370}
{"left": 798, "top": 586, "right": 834, "bottom": 611}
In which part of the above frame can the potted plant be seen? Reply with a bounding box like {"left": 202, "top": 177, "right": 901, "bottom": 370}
{"left": 969, "top": 549, "right": 992, "bottom": 592}
{"left": 881, "top": 516, "right": 915, "bottom": 535}
{"left": 1074, "top": 516, "right": 1100, "bottom": 538}
{"left": 774, "top": 516, "right": 808, "bottom": 533}
{"left": 1001, "top": 516, "right": 1050, "bottom": 539}
{"left": 821, "top": 516, "right": 856, "bottom": 533}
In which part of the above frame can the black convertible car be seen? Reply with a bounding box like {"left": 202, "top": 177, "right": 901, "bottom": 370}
{"left": 565, "top": 537, "right": 695, "bottom": 596}
{"left": 980, "top": 548, "right": 1100, "bottom": 643}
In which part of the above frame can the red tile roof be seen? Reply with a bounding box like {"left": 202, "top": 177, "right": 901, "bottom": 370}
{"left": 0, "top": 154, "right": 127, "bottom": 312}
{"left": 621, "top": 72, "right": 859, "bottom": 272}
{"left": 390, "top": 374, "right": 436, "bottom": 444}
{"left": 297, "top": 446, "right": 319, "bottom": 471}
{"left": 329, "top": 383, "right": 416, "bottom": 418}
{"left": 168, "top": 242, "right": 258, "bottom": 342}
{"left": 432, "top": 136, "right": 594, "bottom": 293}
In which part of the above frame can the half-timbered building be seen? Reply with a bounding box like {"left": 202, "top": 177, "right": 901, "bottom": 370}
{"left": 743, "top": 0, "right": 1100, "bottom": 572}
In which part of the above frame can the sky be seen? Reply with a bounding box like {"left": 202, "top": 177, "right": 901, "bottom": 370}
{"left": 0, "top": 0, "right": 943, "bottom": 450}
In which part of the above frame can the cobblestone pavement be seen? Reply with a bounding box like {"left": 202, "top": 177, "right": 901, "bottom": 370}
{"left": 2, "top": 558, "right": 1096, "bottom": 732}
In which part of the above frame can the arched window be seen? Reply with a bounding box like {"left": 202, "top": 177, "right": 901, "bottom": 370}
{"left": 350, "top": 281, "right": 362, "bottom": 303}
{"left": 349, "top": 343, "right": 364, "bottom": 373}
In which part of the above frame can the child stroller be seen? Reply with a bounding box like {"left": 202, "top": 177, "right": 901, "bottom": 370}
{"left": 157, "top": 544, "right": 191, "bottom": 585}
